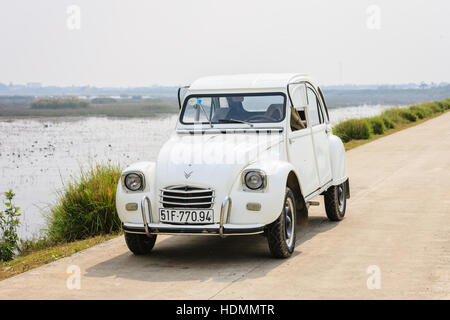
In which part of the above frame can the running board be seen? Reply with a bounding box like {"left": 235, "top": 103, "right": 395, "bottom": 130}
{"left": 306, "top": 201, "right": 320, "bottom": 208}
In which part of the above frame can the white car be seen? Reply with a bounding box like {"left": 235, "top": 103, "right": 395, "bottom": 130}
{"left": 116, "top": 73, "right": 350, "bottom": 258}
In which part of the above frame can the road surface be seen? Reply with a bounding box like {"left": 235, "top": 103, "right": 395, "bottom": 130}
{"left": 1, "top": 112, "right": 449, "bottom": 299}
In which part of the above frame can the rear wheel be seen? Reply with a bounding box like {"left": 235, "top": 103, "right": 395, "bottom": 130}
{"left": 324, "top": 182, "right": 346, "bottom": 221}
{"left": 266, "top": 187, "right": 296, "bottom": 258}
{"left": 124, "top": 232, "right": 157, "bottom": 255}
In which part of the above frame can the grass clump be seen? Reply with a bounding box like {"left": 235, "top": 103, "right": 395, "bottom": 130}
{"left": 441, "top": 99, "right": 450, "bottom": 110}
{"left": 46, "top": 164, "right": 122, "bottom": 242}
{"left": 381, "top": 108, "right": 406, "bottom": 123}
{"left": 381, "top": 116, "right": 396, "bottom": 129}
{"left": 333, "top": 119, "right": 372, "bottom": 142}
{"left": 399, "top": 109, "right": 417, "bottom": 122}
{"left": 408, "top": 105, "right": 429, "bottom": 119}
{"left": 367, "top": 116, "right": 386, "bottom": 135}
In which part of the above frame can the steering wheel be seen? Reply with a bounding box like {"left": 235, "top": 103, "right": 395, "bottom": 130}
{"left": 246, "top": 114, "right": 276, "bottom": 122}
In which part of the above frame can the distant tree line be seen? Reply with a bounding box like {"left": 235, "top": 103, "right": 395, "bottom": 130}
{"left": 90, "top": 97, "right": 117, "bottom": 104}
{"left": 31, "top": 97, "right": 90, "bottom": 109}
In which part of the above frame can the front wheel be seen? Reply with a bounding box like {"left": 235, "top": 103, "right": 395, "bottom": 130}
{"left": 124, "top": 232, "right": 157, "bottom": 255}
{"left": 324, "top": 182, "right": 347, "bottom": 221}
{"left": 266, "top": 187, "right": 296, "bottom": 258}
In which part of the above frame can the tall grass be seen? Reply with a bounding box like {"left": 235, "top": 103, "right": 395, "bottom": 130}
{"left": 367, "top": 116, "right": 386, "bottom": 135}
{"left": 333, "top": 99, "right": 450, "bottom": 143}
{"left": 46, "top": 164, "right": 122, "bottom": 242}
{"left": 332, "top": 119, "right": 372, "bottom": 142}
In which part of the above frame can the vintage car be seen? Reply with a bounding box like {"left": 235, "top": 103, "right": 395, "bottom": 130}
{"left": 116, "top": 73, "right": 350, "bottom": 258}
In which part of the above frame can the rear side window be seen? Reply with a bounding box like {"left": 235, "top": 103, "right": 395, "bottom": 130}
{"left": 317, "top": 87, "right": 330, "bottom": 122}
{"left": 307, "top": 88, "right": 322, "bottom": 126}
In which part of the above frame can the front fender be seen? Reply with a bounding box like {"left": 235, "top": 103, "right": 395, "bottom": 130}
{"left": 116, "top": 161, "right": 156, "bottom": 224}
{"left": 228, "top": 160, "right": 300, "bottom": 225}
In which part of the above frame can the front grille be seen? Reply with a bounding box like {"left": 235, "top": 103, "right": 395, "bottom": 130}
{"left": 160, "top": 186, "right": 215, "bottom": 209}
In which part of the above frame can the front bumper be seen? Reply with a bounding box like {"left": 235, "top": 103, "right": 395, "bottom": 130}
{"left": 123, "top": 222, "right": 265, "bottom": 236}
{"left": 128, "top": 195, "right": 265, "bottom": 237}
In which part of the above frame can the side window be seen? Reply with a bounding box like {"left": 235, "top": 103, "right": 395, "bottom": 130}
{"left": 316, "top": 97, "right": 325, "bottom": 124}
{"left": 307, "top": 88, "right": 321, "bottom": 126}
{"left": 317, "top": 87, "right": 330, "bottom": 122}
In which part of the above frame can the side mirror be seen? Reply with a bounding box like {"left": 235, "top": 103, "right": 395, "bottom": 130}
{"left": 288, "top": 83, "right": 308, "bottom": 109}
{"left": 177, "top": 86, "right": 190, "bottom": 109}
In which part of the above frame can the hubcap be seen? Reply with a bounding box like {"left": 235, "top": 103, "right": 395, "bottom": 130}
{"left": 338, "top": 185, "right": 345, "bottom": 213}
{"left": 284, "top": 197, "right": 295, "bottom": 248}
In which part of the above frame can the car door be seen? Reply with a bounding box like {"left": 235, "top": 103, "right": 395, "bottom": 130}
{"left": 287, "top": 83, "right": 320, "bottom": 196}
{"left": 307, "top": 86, "right": 332, "bottom": 187}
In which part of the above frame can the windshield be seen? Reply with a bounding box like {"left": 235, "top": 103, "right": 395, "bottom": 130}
{"left": 180, "top": 93, "right": 286, "bottom": 125}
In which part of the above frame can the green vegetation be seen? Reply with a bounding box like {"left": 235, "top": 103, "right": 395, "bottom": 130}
{"left": 0, "top": 100, "right": 178, "bottom": 118}
{"left": 367, "top": 116, "right": 386, "bottom": 135}
{"left": 31, "top": 97, "right": 90, "bottom": 109}
{"left": 333, "top": 99, "right": 450, "bottom": 144}
{"left": 398, "top": 109, "right": 417, "bottom": 122}
{"left": 332, "top": 118, "right": 372, "bottom": 142}
{"left": 0, "top": 191, "right": 22, "bottom": 262}
{"left": 0, "top": 96, "right": 34, "bottom": 108}
{"left": 47, "top": 164, "right": 122, "bottom": 242}
{"left": 381, "top": 116, "right": 396, "bottom": 129}
{"left": 1, "top": 163, "right": 123, "bottom": 279}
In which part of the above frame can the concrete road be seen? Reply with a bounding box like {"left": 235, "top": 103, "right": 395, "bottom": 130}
{"left": 1, "top": 113, "right": 449, "bottom": 299}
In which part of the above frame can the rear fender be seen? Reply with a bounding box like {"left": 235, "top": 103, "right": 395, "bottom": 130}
{"left": 328, "top": 134, "right": 347, "bottom": 185}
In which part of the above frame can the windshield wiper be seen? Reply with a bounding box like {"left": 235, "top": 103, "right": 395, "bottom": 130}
{"left": 195, "top": 103, "right": 212, "bottom": 128}
{"left": 218, "top": 119, "right": 254, "bottom": 127}
{"left": 200, "top": 105, "right": 212, "bottom": 128}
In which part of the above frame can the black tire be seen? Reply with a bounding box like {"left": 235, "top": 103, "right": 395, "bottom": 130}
{"left": 124, "top": 232, "right": 157, "bottom": 255}
{"left": 324, "top": 182, "right": 346, "bottom": 221}
{"left": 266, "top": 187, "right": 296, "bottom": 259}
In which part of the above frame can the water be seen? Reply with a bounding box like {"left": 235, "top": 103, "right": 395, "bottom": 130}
{"left": 0, "top": 116, "right": 176, "bottom": 239}
{"left": 0, "top": 104, "right": 396, "bottom": 239}
{"left": 328, "top": 104, "right": 396, "bottom": 125}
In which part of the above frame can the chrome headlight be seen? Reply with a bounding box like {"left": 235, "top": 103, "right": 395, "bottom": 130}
{"left": 123, "top": 172, "right": 144, "bottom": 192}
{"left": 243, "top": 170, "right": 266, "bottom": 191}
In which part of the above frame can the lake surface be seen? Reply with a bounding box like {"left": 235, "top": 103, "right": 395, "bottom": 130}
{"left": 0, "top": 104, "right": 395, "bottom": 239}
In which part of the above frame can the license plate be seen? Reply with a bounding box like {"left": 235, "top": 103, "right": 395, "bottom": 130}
{"left": 159, "top": 208, "right": 214, "bottom": 224}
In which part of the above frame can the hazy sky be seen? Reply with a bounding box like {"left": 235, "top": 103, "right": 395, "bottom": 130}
{"left": 0, "top": 0, "right": 449, "bottom": 86}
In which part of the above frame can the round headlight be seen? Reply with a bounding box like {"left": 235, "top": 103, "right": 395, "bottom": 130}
{"left": 124, "top": 173, "right": 143, "bottom": 191}
{"left": 245, "top": 171, "right": 264, "bottom": 190}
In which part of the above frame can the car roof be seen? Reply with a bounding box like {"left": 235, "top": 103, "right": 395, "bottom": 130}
{"left": 188, "top": 73, "right": 313, "bottom": 91}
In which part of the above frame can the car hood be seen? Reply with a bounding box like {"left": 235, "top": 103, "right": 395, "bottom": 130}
{"left": 155, "top": 132, "right": 284, "bottom": 193}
